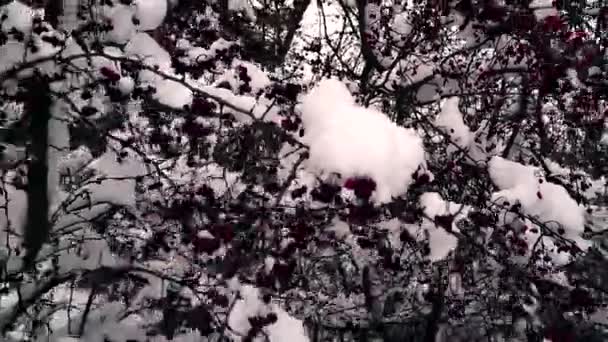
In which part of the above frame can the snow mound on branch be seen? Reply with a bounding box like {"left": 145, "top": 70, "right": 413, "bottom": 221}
{"left": 300, "top": 78, "right": 425, "bottom": 203}
{"left": 101, "top": 4, "right": 136, "bottom": 44}
{"left": 99, "top": 0, "right": 166, "bottom": 41}
{"left": 125, "top": 33, "right": 171, "bottom": 71}
{"left": 0, "top": 1, "right": 35, "bottom": 35}
{"left": 419, "top": 192, "right": 462, "bottom": 261}
{"left": 223, "top": 60, "right": 271, "bottom": 93}
{"left": 179, "top": 38, "right": 237, "bottom": 63}
{"left": 435, "top": 97, "right": 472, "bottom": 155}
{"left": 228, "top": 285, "right": 309, "bottom": 342}
{"left": 134, "top": 0, "right": 167, "bottom": 31}
{"left": 154, "top": 78, "right": 194, "bottom": 108}
{"left": 125, "top": 33, "right": 193, "bottom": 108}
{"left": 488, "top": 157, "right": 588, "bottom": 249}
{"left": 391, "top": 11, "right": 413, "bottom": 39}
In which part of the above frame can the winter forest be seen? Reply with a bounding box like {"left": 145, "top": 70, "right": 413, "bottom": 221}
{"left": 0, "top": 0, "right": 607, "bottom": 340}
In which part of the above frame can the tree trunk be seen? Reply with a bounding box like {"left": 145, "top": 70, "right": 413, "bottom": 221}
{"left": 22, "top": 79, "right": 51, "bottom": 268}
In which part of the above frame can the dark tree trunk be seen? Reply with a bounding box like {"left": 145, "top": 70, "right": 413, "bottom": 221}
{"left": 22, "top": 78, "right": 51, "bottom": 268}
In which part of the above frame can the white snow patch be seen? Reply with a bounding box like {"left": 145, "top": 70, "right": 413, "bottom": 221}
{"left": 125, "top": 33, "right": 172, "bottom": 71}
{"left": 435, "top": 97, "right": 472, "bottom": 154}
{"left": 0, "top": 40, "right": 25, "bottom": 75}
{"left": 102, "top": 4, "right": 137, "bottom": 44}
{"left": 134, "top": 0, "right": 167, "bottom": 31}
{"left": 153, "top": 78, "right": 193, "bottom": 109}
{"left": 125, "top": 33, "right": 193, "bottom": 108}
{"left": 0, "top": 1, "right": 35, "bottom": 35}
{"left": 197, "top": 230, "right": 214, "bottom": 239}
{"left": 419, "top": 192, "right": 461, "bottom": 261}
{"left": 488, "top": 156, "right": 589, "bottom": 250}
{"left": 228, "top": 285, "right": 309, "bottom": 342}
{"left": 228, "top": 0, "right": 257, "bottom": 21}
{"left": 391, "top": 11, "right": 413, "bottom": 39}
{"left": 84, "top": 150, "right": 148, "bottom": 207}
{"left": 118, "top": 76, "right": 135, "bottom": 95}
{"left": 327, "top": 218, "right": 351, "bottom": 240}
{"left": 233, "top": 60, "right": 271, "bottom": 92}
{"left": 300, "top": 78, "right": 425, "bottom": 203}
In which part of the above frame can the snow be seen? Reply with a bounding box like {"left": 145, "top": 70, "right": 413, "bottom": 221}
{"left": 154, "top": 78, "right": 194, "bottom": 108}
{"left": 166, "top": 156, "right": 245, "bottom": 197}
{"left": 600, "top": 132, "right": 608, "bottom": 146}
{"left": 197, "top": 230, "right": 214, "bottom": 239}
{"left": 55, "top": 226, "right": 117, "bottom": 271}
{"left": 0, "top": 40, "right": 26, "bottom": 76}
{"left": 48, "top": 101, "right": 71, "bottom": 208}
{"left": 0, "top": 1, "right": 35, "bottom": 35}
{"left": 219, "top": 60, "right": 271, "bottom": 93}
{"left": 391, "top": 11, "right": 413, "bottom": 40}
{"left": 300, "top": 78, "right": 425, "bottom": 203}
{"left": 264, "top": 256, "right": 275, "bottom": 273}
{"left": 0, "top": 143, "right": 25, "bottom": 169}
{"left": 327, "top": 217, "right": 351, "bottom": 240}
{"left": 0, "top": 180, "right": 27, "bottom": 247}
{"left": 117, "top": 76, "right": 135, "bottom": 95}
{"left": 419, "top": 192, "right": 461, "bottom": 261}
{"left": 125, "top": 33, "right": 172, "bottom": 71}
{"left": 488, "top": 157, "right": 589, "bottom": 249}
{"left": 85, "top": 150, "right": 148, "bottom": 207}
{"left": 382, "top": 56, "right": 436, "bottom": 92}
{"left": 97, "top": 0, "right": 169, "bottom": 40}
{"left": 22, "top": 30, "right": 63, "bottom": 77}
{"left": 183, "top": 38, "right": 236, "bottom": 63}
{"left": 60, "top": 37, "right": 88, "bottom": 77}
{"left": 466, "top": 120, "right": 503, "bottom": 163}
{"left": 266, "top": 308, "right": 309, "bottom": 342}
{"left": 228, "top": 0, "right": 257, "bottom": 21}
{"left": 228, "top": 285, "right": 309, "bottom": 342}
{"left": 125, "top": 33, "right": 193, "bottom": 108}
{"left": 102, "top": 4, "right": 137, "bottom": 44}
{"left": 196, "top": 84, "right": 276, "bottom": 122}
{"left": 134, "top": 0, "right": 167, "bottom": 31}
{"left": 565, "top": 68, "right": 586, "bottom": 89}
{"left": 59, "top": 0, "right": 79, "bottom": 31}
{"left": 420, "top": 192, "right": 463, "bottom": 219}
{"left": 57, "top": 146, "right": 93, "bottom": 176}
{"left": 435, "top": 97, "right": 472, "bottom": 155}
{"left": 529, "top": 0, "right": 558, "bottom": 21}
{"left": 228, "top": 285, "right": 270, "bottom": 336}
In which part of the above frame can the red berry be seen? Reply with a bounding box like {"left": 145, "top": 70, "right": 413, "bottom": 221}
{"left": 211, "top": 224, "right": 235, "bottom": 242}
{"left": 281, "top": 118, "right": 299, "bottom": 131}
{"left": 100, "top": 67, "right": 121, "bottom": 82}
{"left": 542, "top": 15, "right": 564, "bottom": 32}
{"left": 566, "top": 30, "right": 587, "bottom": 44}
{"left": 192, "top": 236, "right": 220, "bottom": 254}
{"left": 343, "top": 178, "right": 357, "bottom": 189}
{"left": 191, "top": 97, "right": 216, "bottom": 116}
{"left": 343, "top": 177, "right": 376, "bottom": 199}
{"left": 415, "top": 173, "right": 430, "bottom": 185}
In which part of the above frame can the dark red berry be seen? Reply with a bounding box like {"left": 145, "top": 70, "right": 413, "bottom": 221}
{"left": 344, "top": 177, "right": 376, "bottom": 199}
{"left": 100, "top": 67, "right": 121, "bottom": 82}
